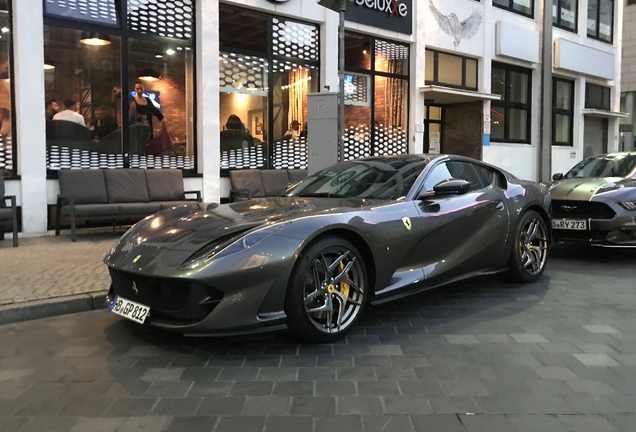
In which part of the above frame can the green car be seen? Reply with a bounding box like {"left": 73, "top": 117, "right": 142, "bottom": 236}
{"left": 550, "top": 152, "right": 636, "bottom": 246}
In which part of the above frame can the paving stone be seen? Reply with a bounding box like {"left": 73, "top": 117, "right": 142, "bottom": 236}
{"left": 573, "top": 354, "right": 620, "bottom": 367}
{"left": 564, "top": 380, "right": 617, "bottom": 395}
{"left": 315, "top": 381, "right": 356, "bottom": 396}
{"left": 272, "top": 381, "right": 314, "bottom": 396}
{"left": 530, "top": 366, "right": 579, "bottom": 380}
{"left": 264, "top": 416, "right": 313, "bottom": 432}
{"left": 163, "top": 416, "right": 217, "bottom": 432}
{"left": 354, "top": 355, "right": 392, "bottom": 367}
{"left": 214, "top": 416, "right": 265, "bottom": 432}
{"left": 439, "top": 380, "right": 489, "bottom": 397}
{"left": 338, "top": 396, "right": 383, "bottom": 414}
{"left": 102, "top": 398, "right": 157, "bottom": 417}
{"left": 299, "top": 367, "right": 336, "bottom": 381}
{"left": 196, "top": 397, "right": 245, "bottom": 415}
{"left": 357, "top": 380, "right": 400, "bottom": 396}
{"left": 139, "top": 367, "right": 185, "bottom": 382}
{"left": 605, "top": 414, "right": 636, "bottom": 432}
{"left": 459, "top": 414, "right": 517, "bottom": 432}
{"left": 410, "top": 414, "right": 466, "bottom": 432}
{"left": 556, "top": 414, "right": 620, "bottom": 432}
{"left": 506, "top": 414, "right": 569, "bottom": 432}
{"left": 151, "top": 397, "right": 202, "bottom": 416}
{"left": 291, "top": 396, "right": 336, "bottom": 416}
{"left": 510, "top": 334, "right": 550, "bottom": 343}
{"left": 242, "top": 396, "right": 291, "bottom": 416}
{"left": 362, "top": 415, "right": 415, "bottom": 432}
{"left": 383, "top": 396, "right": 432, "bottom": 414}
{"left": 582, "top": 325, "right": 620, "bottom": 334}
{"left": 444, "top": 335, "right": 480, "bottom": 344}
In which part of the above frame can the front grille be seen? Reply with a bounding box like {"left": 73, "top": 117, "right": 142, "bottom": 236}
{"left": 551, "top": 200, "right": 615, "bottom": 220}
{"left": 553, "top": 229, "right": 609, "bottom": 242}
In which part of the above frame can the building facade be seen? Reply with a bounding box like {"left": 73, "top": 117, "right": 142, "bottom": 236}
{"left": 0, "top": 0, "right": 624, "bottom": 236}
{"left": 621, "top": 0, "right": 636, "bottom": 150}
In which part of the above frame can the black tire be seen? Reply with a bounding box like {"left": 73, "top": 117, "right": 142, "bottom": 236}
{"left": 506, "top": 210, "right": 549, "bottom": 283}
{"left": 285, "top": 236, "right": 369, "bottom": 343}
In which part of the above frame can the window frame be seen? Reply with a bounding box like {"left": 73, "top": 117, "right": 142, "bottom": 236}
{"left": 1, "top": 0, "right": 17, "bottom": 177}
{"left": 425, "top": 48, "right": 478, "bottom": 91}
{"left": 587, "top": 0, "right": 614, "bottom": 44}
{"left": 553, "top": 0, "right": 578, "bottom": 33}
{"left": 585, "top": 83, "right": 611, "bottom": 110}
{"left": 552, "top": 77, "right": 575, "bottom": 146}
{"left": 492, "top": 0, "right": 535, "bottom": 19}
{"left": 490, "top": 62, "right": 533, "bottom": 144}
{"left": 43, "top": 0, "right": 198, "bottom": 177}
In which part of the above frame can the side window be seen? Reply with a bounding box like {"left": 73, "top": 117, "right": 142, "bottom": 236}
{"left": 423, "top": 162, "right": 453, "bottom": 192}
{"left": 446, "top": 161, "right": 483, "bottom": 191}
{"left": 472, "top": 164, "right": 495, "bottom": 188}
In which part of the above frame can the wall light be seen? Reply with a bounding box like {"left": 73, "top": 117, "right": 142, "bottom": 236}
{"left": 138, "top": 68, "right": 161, "bottom": 81}
{"left": 0, "top": 70, "right": 9, "bottom": 82}
{"left": 166, "top": 48, "right": 176, "bottom": 55}
{"left": 80, "top": 31, "right": 111, "bottom": 46}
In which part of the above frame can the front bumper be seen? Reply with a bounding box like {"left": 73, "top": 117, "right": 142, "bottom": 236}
{"left": 552, "top": 215, "right": 636, "bottom": 246}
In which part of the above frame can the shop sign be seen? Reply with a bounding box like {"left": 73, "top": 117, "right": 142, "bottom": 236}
{"left": 346, "top": 0, "right": 412, "bottom": 35}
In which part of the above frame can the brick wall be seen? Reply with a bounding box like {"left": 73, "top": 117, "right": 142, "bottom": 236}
{"left": 441, "top": 102, "right": 483, "bottom": 160}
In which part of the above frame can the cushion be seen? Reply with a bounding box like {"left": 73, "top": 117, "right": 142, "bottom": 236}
{"left": 0, "top": 207, "right": 12, "bottom": 221}
{"left": 229, "top": 170, "right": 265, "bottom": 198}
{"left": 118, "top": 203, "right": 162, "bottom": 215}
{"left": 159, "top": 201, "right": 199, "bottom": 210}
{"left": 145, "top": 169, "right": 185, "bottom": 201}
{"left": 61, "top": 204, "right": 120, "bottom": 217}
{"left": 58, "top": 169, "right": 108, "bottom": 204}
{"left": 104, "top": 169, "right": 150, "bottom": 203}
{"left": 261, "top": 170, "right": 290, "bottom": 197}
{"left": 287, "top": 169, "right": 308, "bottom": 184}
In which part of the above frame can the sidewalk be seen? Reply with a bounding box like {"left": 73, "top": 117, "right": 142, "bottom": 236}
{"left": 0, "top": 232, "right": 116, "bottom": 325}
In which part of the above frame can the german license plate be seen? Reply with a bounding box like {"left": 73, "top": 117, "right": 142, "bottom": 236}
{"left": 552, "top": 219, "right": 588, "bottom": 230}
{"left": 109, "top": 296, "right": 149, "bottom": 324}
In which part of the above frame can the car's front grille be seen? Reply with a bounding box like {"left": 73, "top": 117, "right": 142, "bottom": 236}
{"left": 551, "top": 200, "right": 616, "bottom": 220}
{"left": 553, "top": 229, "right": 609, "bottom": 242}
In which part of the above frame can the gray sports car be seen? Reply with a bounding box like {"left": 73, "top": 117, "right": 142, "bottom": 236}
{"left": 550, "top": 152, "right": 636, "bottom": 246}
{"left": 104, "top": 154, "right": 551, "bottom": 342}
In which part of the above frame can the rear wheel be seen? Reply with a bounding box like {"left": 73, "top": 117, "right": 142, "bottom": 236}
{"left": 506, "top": 210, "right": 549, "bottom": 283}
{"left": 285, "top": 236, "right": 368, "bottom": 343}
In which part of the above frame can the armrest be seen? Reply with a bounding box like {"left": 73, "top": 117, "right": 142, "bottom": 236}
{"left": 184, "top": 190, "right": 202, "bottom": 202}
{"left": 56, "top": 194, "right": 75, "bottom": 208}
{"left": 230, "top": 188, "right": 252, "bottom": 202}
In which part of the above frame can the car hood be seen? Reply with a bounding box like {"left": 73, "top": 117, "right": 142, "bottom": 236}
{"left": 105, "top": 197, "right": 383, "bottom": 271}
{"left": 549, "top": 177, "right": 636, "bottom": 201}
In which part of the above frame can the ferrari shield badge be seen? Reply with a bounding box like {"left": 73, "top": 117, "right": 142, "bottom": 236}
{"left": 402, "top": 217, "right": 411, "bottom": 231}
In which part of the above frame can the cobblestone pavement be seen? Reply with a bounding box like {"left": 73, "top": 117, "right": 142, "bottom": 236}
{"left": 0, "top": 244, "right": 635, "bottom": 431}
{"left": 0, "top": 233, "right": 114, "bottom": 305}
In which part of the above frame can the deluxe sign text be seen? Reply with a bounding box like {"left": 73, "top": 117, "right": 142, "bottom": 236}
{"left": 355, "top": 0, "right": 408, "bottom": 17}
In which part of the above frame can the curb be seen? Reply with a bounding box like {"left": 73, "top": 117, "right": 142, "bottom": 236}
{"left": 0, "top": 292, "right": 108, "bottom": 326}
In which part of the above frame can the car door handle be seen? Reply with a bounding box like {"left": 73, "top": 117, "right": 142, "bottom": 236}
{"left": 496, "top": 201, "right": 505, "bottom": 210}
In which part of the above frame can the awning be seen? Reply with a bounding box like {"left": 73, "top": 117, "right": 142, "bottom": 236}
{"left": 582, "top": 109, "right": 628, "bottom": 119}
{"left": 419, "top": 85, "right": 502, "bottom": 105}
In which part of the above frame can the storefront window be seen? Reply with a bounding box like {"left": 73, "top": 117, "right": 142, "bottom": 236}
{"left": 219, "top": 5, "right": 319, "bottom": 171}
{"left": 44, "top": 0, "right": 196, "bottom": 174}
{"left": 344, "top": 33, "right": 409, "bottom": 160}
{"left": 0, "top": 0, "right": 14, "bottom": 176}
{"left": 491, "top": 62, "right": 532, "bottom": 143}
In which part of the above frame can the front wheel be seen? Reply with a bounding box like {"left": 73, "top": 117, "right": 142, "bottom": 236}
{"left": 285, "top": 236, "right": 368, "bottom": 343}
{"left": 506, "top": 210, "right": 549, "bottom": 283}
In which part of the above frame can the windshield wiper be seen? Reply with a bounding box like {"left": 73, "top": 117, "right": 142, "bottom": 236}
{"left": 296, "top": 192, "right": 347, "bottom": 198}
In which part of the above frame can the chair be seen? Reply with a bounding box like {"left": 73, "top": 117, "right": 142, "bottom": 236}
{"left": 50, "top": 120, "right": 93, "bottom": 152}
{"left": 220, "top": 129, "right": 254, "bottom": 152}
{"left": 95, "top": 129, "right": 123, "bottom": 154}
{"left": 0, "top": 168, "right": 18, "bottom": 247}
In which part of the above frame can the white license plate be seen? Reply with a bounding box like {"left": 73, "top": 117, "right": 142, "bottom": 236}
{"left": 109, "top": 296, "right": 150, "bottom": 324}
{"left": 552, "top": 219, "right": 588, "bottom": 230}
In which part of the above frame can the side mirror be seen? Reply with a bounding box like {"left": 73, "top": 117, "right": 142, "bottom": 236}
{"left": 428, "top": 178, "right": 470, "bottom": 197}
{"left": 552, "top": 173, "right": 564, "bottom": 181}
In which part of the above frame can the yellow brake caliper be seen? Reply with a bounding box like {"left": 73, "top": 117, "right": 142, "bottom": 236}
{"left": 339, "top": 262, "right": 350, "bottom": 298}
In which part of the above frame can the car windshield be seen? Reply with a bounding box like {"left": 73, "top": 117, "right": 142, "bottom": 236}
{"left": 285, "top": 157, "right": 430, "bottom": 200}
{"left": 564, "top": 154, "right": 636, "bottom": 179}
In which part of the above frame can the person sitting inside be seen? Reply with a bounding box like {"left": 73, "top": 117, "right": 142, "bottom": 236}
{"left": 89, "top": 106, "right": 118, "bottom": 141}
{"left": 45, "top": 100, "right": 60, "bottom": 121}
{"left": 284, "top": 120, "right": 300, "bottom": 140}
{"left": 53, "top": 99, "right": 86, "bottom": 127}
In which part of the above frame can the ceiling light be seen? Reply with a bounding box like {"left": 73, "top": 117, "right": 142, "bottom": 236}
{"left": 80, "top": 31, "right": 111, "bottom": 46}
{"left": 44, "top": 63, "right": 55, "bottom": 70}
{"left": 0, "top": 70, "right": 9, "bottom": 81}
{"left": 155, "top": 54, "right": 163, "bottom": 58}
{"left": 138, "top": 68, "right": 161, "bottom": 81}
{"left": 166, "top": 48, "right": 176, "bottom": 55}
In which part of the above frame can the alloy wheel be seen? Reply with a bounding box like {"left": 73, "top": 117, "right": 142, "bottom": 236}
{"left": 518, "top": 216, "right": 548, "bottom": 276}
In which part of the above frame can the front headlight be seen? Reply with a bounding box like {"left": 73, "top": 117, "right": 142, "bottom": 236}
{"left": 179, "top": 222, "right": 291, "bottom": 269}
{"left": 619, "top": 201, "right": 636, "bottom": 211}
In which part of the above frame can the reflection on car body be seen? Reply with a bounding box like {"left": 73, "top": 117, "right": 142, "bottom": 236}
{"left": 104, "top": 154, "right": 551, "bottom": 342}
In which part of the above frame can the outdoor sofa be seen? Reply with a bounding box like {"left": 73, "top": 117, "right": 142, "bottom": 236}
{"left": 0, "top": 168, "right": 18, "bottom": 247}
{"left": 229, "top": 169, "right": 308, "bottom": 202}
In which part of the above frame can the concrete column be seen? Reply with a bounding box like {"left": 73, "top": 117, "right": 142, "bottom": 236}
{"left": 13, "top": 0, "right": 47, "bottom": 234}
{"left": 321, "top": 11, "right": 339, "bottom": 92}
{"left": 197, "top": 0, "right": 220, "bottom": 204}
{"left": 410, "top": 0, "right": 425, "bottom": 154}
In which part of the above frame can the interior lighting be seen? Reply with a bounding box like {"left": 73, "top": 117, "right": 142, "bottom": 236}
{"left": 80, "top": 31, "right": 111, "bottom": 46}
{"left": 155, "top": 54, "right": 163, "bottom": 58}
{"left": 0, "top": 70, "right": 9, "bottom": 81}
{"left": 166, "top": 48, "right": 176, "bottom": 55}
{"left": 1, "top": 27, "right": 8, "bottom": 33}
{"left": 138, "top": 68, "right": 161, "bottom": 81}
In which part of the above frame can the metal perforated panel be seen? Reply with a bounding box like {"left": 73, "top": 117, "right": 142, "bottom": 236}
{"left": 44, "top": 0, "right": 119, "bottom": 26}
{"left": 344, "top": 74, "right": 369, "bottom": 105}
{"left": 221, "top": 147, "right": 265, "bottom": 170}
{"left": 343, "top": 124, "right": 408, "bottom": 160}
{"left": 47, "top": 146, "right": 124, "bottom": 170}
{"left": 129, "top": 154, "right": 195, "bottom": 170}
{"left": 272, "top": 18, "right": 318, "bottom": 61}
{"left": 375, "top": 39, "right": 409, "bottom": 61}
{"left": 0, "top": 135, "right": 11, "bottom": 171}
{"left": 127, "top": 0, "right": 193, "bottom": 39}
{"left": 219, "top": 53, "right": 268, "bottom": 91}
{"left": 272, "top": 138, "right": 308, "bottom": 169}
